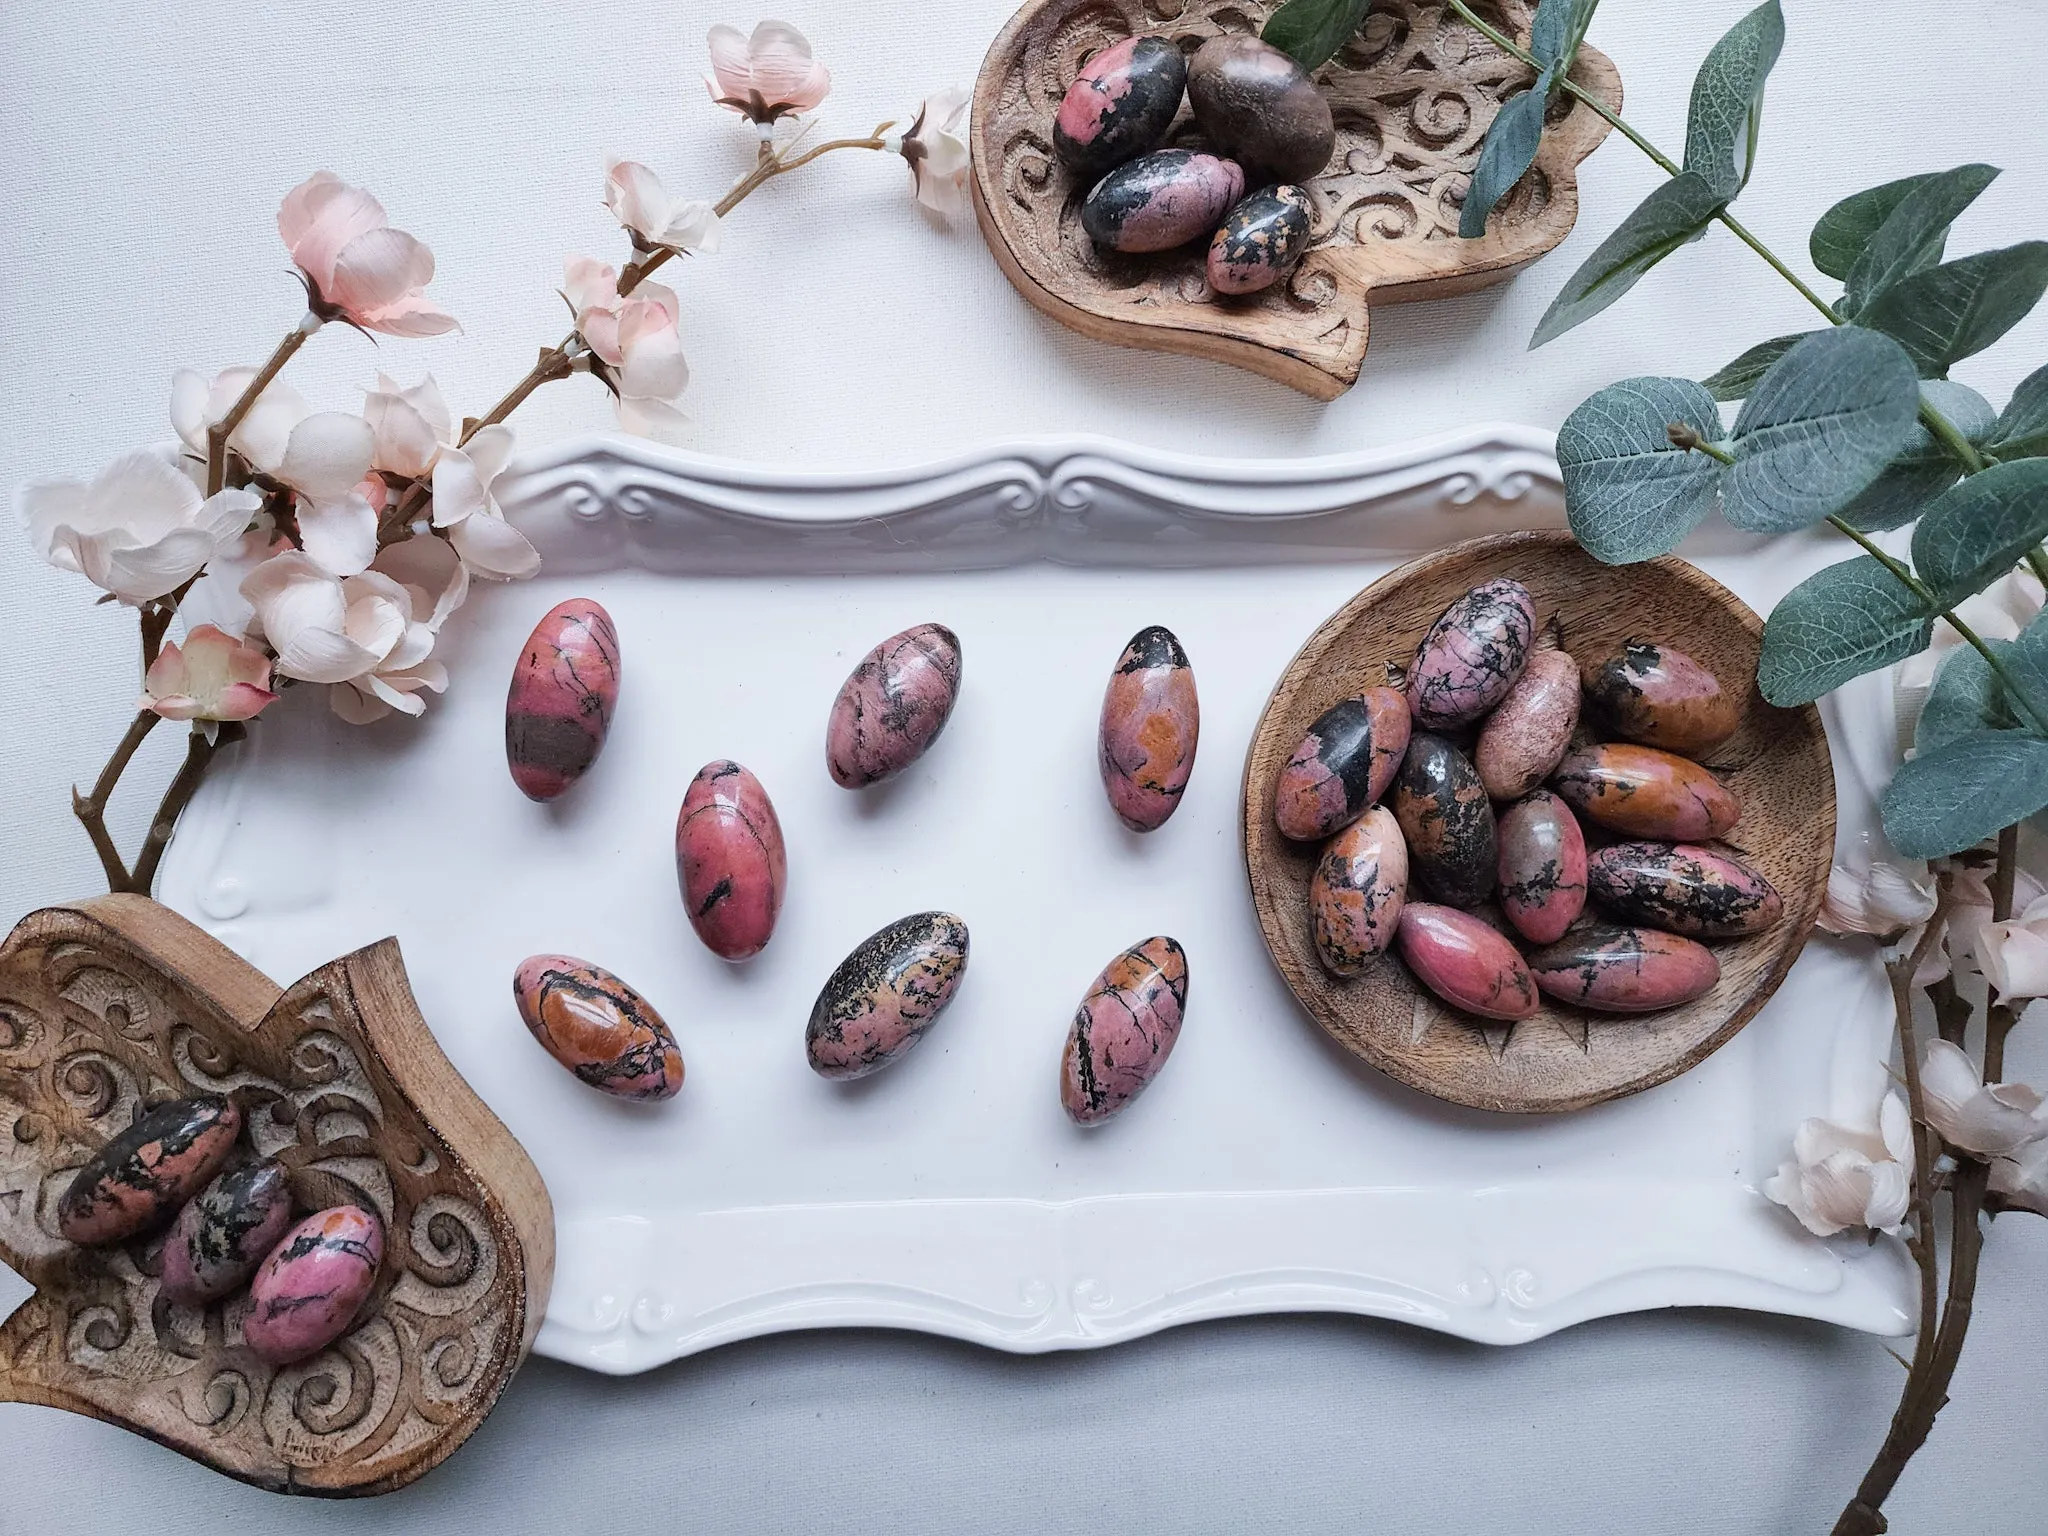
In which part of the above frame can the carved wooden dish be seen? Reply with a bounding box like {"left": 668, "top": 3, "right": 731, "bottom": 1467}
{"left": 1241, "top": 533, "right": 1835, "bottom": 1114}
{"left": 0, "top": 896, "right": 554, "bottom": 1495}
{"left": 971, "top": 0, "right": 1620, "bottom": 400}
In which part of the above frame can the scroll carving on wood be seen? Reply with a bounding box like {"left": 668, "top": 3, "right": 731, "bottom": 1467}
{"left": 0, "top": 895, "right": 554, "bottom": 1496}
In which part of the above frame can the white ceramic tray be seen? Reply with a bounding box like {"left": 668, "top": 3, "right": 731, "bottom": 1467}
{"left": 156, "top": 426, "right": 1915, "bottom": 1374}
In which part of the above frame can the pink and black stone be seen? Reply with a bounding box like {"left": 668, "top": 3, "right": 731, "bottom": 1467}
{"left": 1100, "top": 625, "right": 1200, "bottom": 833}
{"left": 1496, "top": 789, "right": 1588, "bottom": 945}
{"left": 244, "top": 1205, "right": 385, "bottom": 1367}
{"left": 513, "top": 955, "right": 684, "bottom": 1101}
{"left": 1053, "top": 34, "right": 1186, "bottom": 178}
{"left": 1408, "top": 578, "right": 1536, "bottom": 729}
{"left": 1081, "top": 150, "right": 1246, "bottom": 254}
{"left": 1586, "top": 841, "right": 1783, "bottom": 938}
{"left": 57, "top": 1094, "right": 243, "bottom": 1247}
{"left": 1308, "top": 806, "right": 1408, "bottom": 979}
{"left": 505, "top": 598, "right": 622, "bottom": 802}
{"left": 1273, "top": 685, "right": 1410, "bottom": 842}
{"left": 807, "top": 912, "right": 970, "bottom": 1080}
{"left": 676, "top": 760, "right": 788, "bottom": 961}
{"left": 1391, "top": 732, "right": 1497, "bottom": 908}
{"left": 1061, "top": 936, "right": 1189, "bottom": 1125}
{"left": 1526, "top": 923, "right": 1721, "bottom": 1013}
{"left": 827, "top": 622, "right": 963, "bottom": 788}
{"left": 158, "top": 1158, "right": 295, "bottom": 1308}
{"left": 1395, "top": 904, "right": 1540, "bottom": 1022}
{"left": 1208, "top": 185, "right": 1314, "bottom": 295}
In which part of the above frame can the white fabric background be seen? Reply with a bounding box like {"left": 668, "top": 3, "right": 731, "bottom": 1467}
{"left": 3, "top": 0, "right": 2046, "bottom": 1530}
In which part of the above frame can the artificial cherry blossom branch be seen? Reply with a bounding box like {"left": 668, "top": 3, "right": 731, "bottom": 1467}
{"left": 204, "top": 319, "right": 316, "bottom": 496}
{"left": 69, "top": 710, "right": 162, "bottom": 891}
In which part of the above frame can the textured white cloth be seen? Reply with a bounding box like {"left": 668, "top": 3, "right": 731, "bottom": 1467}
{"left": 2, "top": 0, "right": 2046, "bottom": 1529}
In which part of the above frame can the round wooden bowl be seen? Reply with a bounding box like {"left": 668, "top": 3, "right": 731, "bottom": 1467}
{"left": 1240, "top": 532, "right": 1834, "bottom": 1114}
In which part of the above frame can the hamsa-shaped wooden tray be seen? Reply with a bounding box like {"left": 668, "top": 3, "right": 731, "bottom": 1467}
{"left": 971, "top": 0, "right": 1620, "bottom": 398}
{"left": 0, "top": 896, "right": 553, "bottom": 1496}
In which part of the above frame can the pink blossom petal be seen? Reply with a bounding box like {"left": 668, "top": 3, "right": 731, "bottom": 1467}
{"left": 706, "top": 24, "right": 753, "bottom": 100}
{"left": 298, "top": 494, "right": 381, "bottom": 578}
{"left": 447, "top": 512, "right": 541, "bottom": 580}
{"left": 745, "top": 20, "right": 829, "bottom": 109}
{"left": 618, "top": 302, "right": 690, "bottom": 402}
{"left": 279, "top": 173, "right": 388, "bottom": 290}
{"left": 280, "top": 412, "right": 377, "bottom": 503}
{"left": 617, "top": 395, "right": 692, "bottom": 444}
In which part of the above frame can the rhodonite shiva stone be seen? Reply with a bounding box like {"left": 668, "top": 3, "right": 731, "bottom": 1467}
{"left": 807, "top": 913, "right": 970, "bottom": 1080}
{"left": 1526, "top": 923, "right": 1721, "bottom": 1013}
{"left": 1476, "top": 639, "right": 1581, "bottom": 800}
{"left": 505, "top": 598, "right": 621, "bottom": 802}
{"left": 1408, "top": 578, "right": 1536, "bottom": 729}
{"left": 1552, "top": 744, "right": 1742, "bottom": 840}
{"left": 676, "top": 760, "right": 787, "bottom": 961}
{"left": 827, "top": 623, "right": 963, "bottom": 788}
{"left": 1185, "top": 35, "right": 1335, "bottom": 183}
{"left": 1496, "top": 789, "right": 1588, "bottom": 945}
{"left": 1308, "top": 806, "right": 1408, "bottom": 979}
{"left": 1582, "top": 641, "right": 1740, "bottom": 756}
{"left": 1396, "top": 903, "right": 1539, "bottom": 1021}
{"left": 1061, "top": 936, "right": 1189, "bottom": 1125}
{"left": 1054, "top": 35, "right": 1187, "bottom": 178}
{"left": 1586, "top": 841, "right": 1783, "bottom": 938}
{"left": 159, "top": 1158, "right": 295, "bottom": 1307}
{"left": 1391, "top": 732, "right": 1497, "bottom": 907}
{"left": 1273, "top": 685, "right": 1410, "bottom": 842}
{"left": 1207, "top": 185, "right": 1314, "bottom": 295}
{"left": 244, "top": 1205, "right": 385, "bottom": 1366}
{"left": 1100, "top": 625, "right": 1200, "bottom": 832}
{"left": 513, "top": 955, "right": 683, "bottom": 1101}
{"left": 1081, "top": 150, "right": 1246, "bottom": 254}
{"left": 58, "top": 1094, "right": 243, "bottom": 1247}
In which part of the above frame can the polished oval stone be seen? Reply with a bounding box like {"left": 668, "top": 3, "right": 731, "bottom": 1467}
{"left": 1527, "top": 923, "right": 1721, "bottom": 1013}
{"left": 827, "top": 623, "right": 963, "bottom": 788}
{"left": 244, "top": 1205, "right": 384, "bottom": 1366}
{"left": 1208, "top": 184, "right": 1314, "bottom": 295}
{"left": 58, "top": 1094, "right": 242, "bottom": 1247}
{"left": 1391, "top": 732, "right": 1497, "bottom": 907}
{"left": 1476, "top": 642, "right": 1581, "bottom": 800}
{"left": 513, "top": 955, "right": 683, "bottom": 1101}
{"left": 807, "top": 912, "right": 970, "bottom": 1080}
{"left": 1082, "top": 150, "right": 1246, "bottom": 254}
{"left": 159, "top": 1158, "right": 295, "bottom": 1308}
{"left": 1309, "top": 806, "right": 1408, "bottom": 978}
{"left": 1186, "top": 35, "right": 1335, "bottom": 183}
{"left": 676, "top": 760, "right": 787, "bottom": 961}
{"left": 1496, "top": 789, "right": 1588, "bottom": 945}
{"left": 1586, "top": 841, "right": 1783, "bottom": 938}
{"left": 1582, "top": 641, "right": 1740, "bottom": 756}
{"left": 1100, "top": 625, "right": 1200, "bottom": 833}
{"left": 1054, "top": 34, "right": 1187, "bottom": 178}
{"left": 1408, "top": 578, "right": 1536, "bottom": 729}
{"left": 1552, "top": 743, "right": 1742, "bottom": 840}
{"left": 1061, "top": 935, "right": 1189, "bottom": 1125}
{"left": 505, "top": 598, "right": 621, "bottom": 802}
{"left": 1273, "top": 685, "right": 1410, "bottom": 842}
{"left": 1396, "top": 903, "right": 1539, "bottom": 1021}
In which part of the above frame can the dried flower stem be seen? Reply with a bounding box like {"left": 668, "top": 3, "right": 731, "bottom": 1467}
{"left": 70, "top": 710, "right": 162, "bottom": 890}
{"left": 127, "top": 726, "right": 235, "bottom": 895}
{"left": 204, "top": 321, "right": 314, "bottom": 496}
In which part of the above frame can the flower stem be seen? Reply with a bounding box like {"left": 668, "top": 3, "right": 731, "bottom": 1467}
{"left": 71, "top": 709, "right": 162, "bottom": 891}
{"left": 205, "top": 321, "right": 314, "bottom": 496}
{"left": 1889, "top": 887, "right": 1954, "bottom": 1379}
{"left": 127, "top": 725, "right": 235, "bottom": 896}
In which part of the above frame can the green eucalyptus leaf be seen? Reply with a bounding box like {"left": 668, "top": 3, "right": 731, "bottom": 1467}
{"left": 2002, "top": 609, "right": 2048, "bottom": 729}
{"left": 1859, "top": 242, "right": 2048, "bottom": 376}
{"left": 1841, "top": 163, "right": 2001, "bottom": 317}
{"left": 1262, "top": 0, "right": 1373, "bottom": 70}
{"left": 1682, "top": 0, "right": 1784, "bottom": 200}
{"left": 1758, "top": 554, "right": 1932, "bottom": 705}
{"left": 1914, "top": 641, "right": 2014, "bottom": 755}
{"left": 1882, "top": 728, "right": 2048, "bottom": 858}
{"left": 1811, "top": 172, "right": 1943, "bottom": 282}
{"left": 1986, "top": 362, "right": 2048, "bottom": 460}
{"left": 1839, "top": 380, "right": 1997, "bottom": 531}
{"left": 1910, "top": 459, "right": 2048, "bottom": 603}
{"left": 1723, "top": 328, "right": 1922, "bottom": 532}
{"left": 1531, "top": 171, "right": 1724, "bottom": 348}
{"left": 1460, "top": 77, "right": 1552, "bottom": 238}
{"left": 1699, "top": 331, "right": 1819, "bottom": 402}
{"left": 1535, "top": 0, "right": 1602, "bottom": 69}
{"left": 1556, "top": 377, "right": 1725, "bottom": 564}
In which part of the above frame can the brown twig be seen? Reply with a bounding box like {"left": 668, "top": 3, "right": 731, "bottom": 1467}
{"left": 127, "top": 725, "right": 236, "bottom": 896}
{"left": 70, "top": 710, "right": 161, "bottom": 891}
{"left": 204, "top": 322, "right": 314, "bottom": 496}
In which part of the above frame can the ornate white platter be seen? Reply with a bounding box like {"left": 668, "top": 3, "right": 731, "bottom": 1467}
{"left": 156, "top": 426, "right": 1915, "bottom": 1374}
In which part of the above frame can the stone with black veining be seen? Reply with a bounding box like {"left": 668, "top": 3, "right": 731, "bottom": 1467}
{"left": 505, "top": 598, "right": 621, "bottom": 802}
{"left": 676, "top": 760, "right": 787, "bottom": 961}
{"left": 1496, "top": 789, "right": 1588, "bottom": 945}
{"left": 1061, "top": 936, "right": 1189, "bottom": 1125}
{"left": 1273, "top": 685, "right": 1410, "bottom": 842}
{"left": 1186, "top": 35, "right": 1335, "bottom": 184}
{"left": 1408, "top": 577, "right": 1536, "bottom": 729}
{"left": 513, "top": 955, "right": 683, "bottom": 1101}
{"left": 1551, "top": 743, "right": 1741, "bottom": 841}
{"left": 1309, "top": 806, "right": 1408, "bottom": 979}
{"left": 1582, "top": 641, "right": 1740, "bottom": 756}
{"left": 807, "top": 913, "right": 970, "bottom": 1080}
{"left": 827, "top": 623, "right": 963, "bottom": 788}
{"left": 1100, "top": 625, "right": 1200, "bottom": 833}
{"left": 1527, "top": 922, "right": 1721, "bottom": 1013}
{"left": 58, "top": 1094, "right": 242, "bottom": 1247}
{"left": 1054, "top": 35, "right": 1187, "bottom": 178}
{"left": 1391, "top": 732, "right": 1497, "bottom": 907}
{"left": 1476, "top": 639, "right": 1580, "bottom": 800}
{"left": 159, "top": 1158, "right": 295, "bottom": 1308}
{"left": 244, "top": 1204, "right": 385, "bottom": 1366}
{"left": 1208, "top": 185, "right": 1314, "bottom": 295}
{"left": 1396, "top": 903, "right": 1539, "bottom": 1021}
{"left": 1082, "top": 150, "right": 1245, "bottom": 254}
{"left": 1586, "top": 841, "right": 1783, "bottom": 938}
